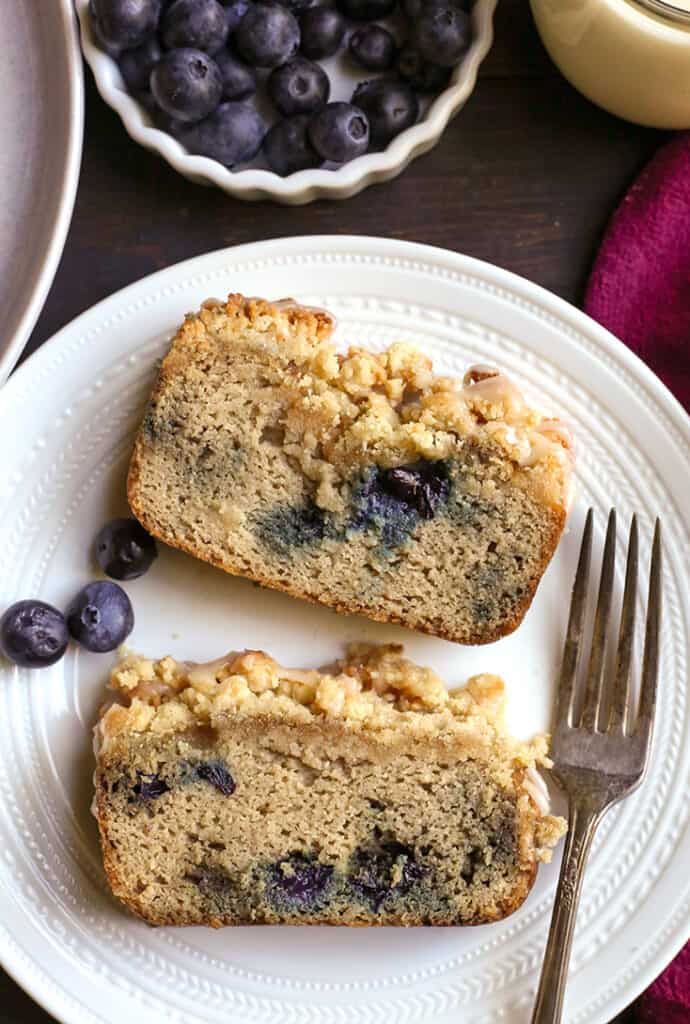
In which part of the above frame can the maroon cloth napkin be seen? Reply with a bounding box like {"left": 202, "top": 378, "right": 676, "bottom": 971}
{"left": 635, "top": 944, "right": 690, "bottom": 1022}
{"left": 584, "top": 133, "right": 690, "bottom": 1019}
{"left": 585, "top": 132, "right": 690, "bottom": 411}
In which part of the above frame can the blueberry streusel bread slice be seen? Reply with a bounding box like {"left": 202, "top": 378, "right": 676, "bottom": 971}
{"left": 94, "top": 644, "right": 566, "bottom": 927}
{"left": 128, "top": 295, "right": 573, "bottom": 644}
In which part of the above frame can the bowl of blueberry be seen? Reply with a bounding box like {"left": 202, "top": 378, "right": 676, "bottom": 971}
{"left": 77, "top": 0, "right": 496, "bottom": 203}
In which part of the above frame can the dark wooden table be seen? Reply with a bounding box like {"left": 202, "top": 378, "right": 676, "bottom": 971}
{"left": 5, "top": 1, "right": 659, "bottom": 1019}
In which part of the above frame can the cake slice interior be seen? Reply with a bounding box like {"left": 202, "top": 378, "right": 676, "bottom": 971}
{"left": 94, "top": 643, "right": 566, "bottom": 927}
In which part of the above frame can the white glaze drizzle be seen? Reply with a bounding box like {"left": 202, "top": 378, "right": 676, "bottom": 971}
{"left": 524, "top": 765, "right": 551, "bottom": 815}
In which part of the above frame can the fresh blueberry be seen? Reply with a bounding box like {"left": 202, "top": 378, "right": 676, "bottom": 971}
{"left": 219, "top": 0, "right": 250, "bottom": 30}
{"left": 335, "top": 0, "right": 395, "bottom": 20}
{"left": 352, "top": 79, "right": 419, "bottom": 147}
{"left": 279, "top": 0, "right": 320, "bottom": 11}
{"left": 349, "top": 25, "right": 396, "bottom": 70}
{"left": 151, "top": 48, "right": 223, "bottom": 121}
{"left": 266, "top": 852, "right": 333, "bottom": 908}
{"left": 348, "top": 840, "right": 425, "bottom": 911}
{"left": 263, "top": 114, "right": 323, "bottom": 175}
{"left": 152, "top": 104, "right": 187, "bottom": 136}
{"left": 194, "top": 760, "right": 236, "bottom": 795}
{"left": 179, "top": 100, "right": 264, "bottom": 165}
{"left": 95, "top": 518, "right": 158, "bottom": 581}
{"left": 132, "top": 771, "right": 170, "bottom": 800}
{"left": 118, "top": 36, "right": 162, "bottom": 93}
{"left": 66, "top": 581, "right": 134, "bottom": 653}
{"left": 397, "top": 45, "right": 451, "bottom": 92}
{"left": 90, "top": 6, "right": 124, "bottom": 56}
{"left": 234, "top": 2, "right": 300, "bottom": 68}
{"left": 137, "top": 90, "right": 159, "bottom": 118}
{"left": 89, "top": 0, "right": 161, "bottom": 50}
{"left": 0, "top": 600, "right": 69, "bottom": 669}
{"left": 403, "top": 0, "right": 470, "bottom": 20}
{"left": 268, "top": 57, "right": 329, "bottom": 115}
{"left": 413, "top": 2, "right": 471, "bottom": 66}
{"left": 308, "top": 102, "right": 369, "bottom": 163}
{"left": 215, "top": 50, "right": 257, "bottom": 99}
{"left": 161, "top": 0, "right": 229, "bottom": 53}
{"left": 299, "top": 7, "right": 346, "bottom": 60}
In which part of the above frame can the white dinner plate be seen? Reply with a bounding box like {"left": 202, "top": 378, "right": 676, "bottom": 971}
{"left": 0, "top": 0, "right": 83, "bottom": 384}
{"left": 0, "top": 237, "right": 688, "bottom": 1024}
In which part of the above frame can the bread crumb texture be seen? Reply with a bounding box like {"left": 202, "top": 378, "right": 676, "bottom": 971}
{"left": 127, "top": 296, "right": 574, "bottom": 644}
{"left": 95, "top": 644, "right": 566, "bottom": 927}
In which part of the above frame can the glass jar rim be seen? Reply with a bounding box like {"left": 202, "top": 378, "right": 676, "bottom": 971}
{"left": 633, "top": 0, "right": 690, "bottom": 24}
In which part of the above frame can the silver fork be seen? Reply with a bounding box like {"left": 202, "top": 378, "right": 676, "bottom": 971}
{"left": 531, "top": 508, "right": 662, "bottom": 1024}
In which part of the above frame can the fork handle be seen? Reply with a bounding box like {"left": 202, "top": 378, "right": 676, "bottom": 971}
{"left": 531, "top": 800, "right": 602, "bottom": 1024}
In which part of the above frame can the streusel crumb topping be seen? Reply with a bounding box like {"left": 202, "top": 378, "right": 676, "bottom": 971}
{"left": 99, "top": 643, "right": 551, "bottom": 771}
{"left": 175, "top": 297, "right": 573, "bottom": 510}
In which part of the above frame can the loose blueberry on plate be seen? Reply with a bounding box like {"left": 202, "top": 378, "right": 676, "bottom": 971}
{"left": 268, "top": 57, "right": 329, "bottom": 116}
{"left": 151, "top": 48, "right": 223, "bottom": 121}
{"left": 234, "top": 2, "right": 300, "bottom": 68}
{"left": 161, "top": 0, "right": 230, "bottom": 54}
{"left": 89, "top": 0, "right": 162, "bottom": 51}
{"left": 397, "top": 45, "right": 451, "bottom": 92}
{"left": 413, "top": 2, "right": 471, "bottom": 66}
{"left": 118, "top": 36, "right": 162, "bottom": 93}
{"left": 180, "top": 101, "right": 265, "bottom": 165}
{"left": 95, "top": 518, "right": 158, "bottom": 581}
{"left": 299, "top": 7, "right": 346, "bottom": 60}
{"left": 215, "top": 50, "right": 257, "bottom": 99}
{"left": 0, "top": 600, "right": 69, "bottom": 669}
{"left": 263, "top": 113, "right": 323, "bottom": 174}
{"left": 336, "top": 0, "right": 395, "bottom": 21}
{"left": 349, "top": 25, "right": 396, "bottom": 71}
{"left": 352, "top": 79, "right": 418, "bottom": 148}
{"left": 308, "top": 101, "right": 369, "bottom": 162}
{"left": 66, "top": 581, "right": 134, "bottom": 653}
{"left": 219, "top": 0, "right": 250, "bottom": 31}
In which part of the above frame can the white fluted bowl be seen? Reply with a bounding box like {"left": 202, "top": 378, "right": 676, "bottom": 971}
{"left": 75, "top": 0, "right": 496, "bottom": 204}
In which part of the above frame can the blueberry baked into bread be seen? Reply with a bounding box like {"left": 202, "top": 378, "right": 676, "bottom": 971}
{"left": 128, "top": 295, "right": 573, "bottom": 644}
{"left": 93, "top": 644, "right": 566, "bottom": 927}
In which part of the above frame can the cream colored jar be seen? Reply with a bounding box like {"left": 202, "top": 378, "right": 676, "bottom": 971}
{"left": 530, "top": 0, "right": 690, "bottom": 128}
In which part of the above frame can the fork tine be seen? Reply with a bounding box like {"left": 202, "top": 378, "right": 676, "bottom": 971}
{"left": 580, "top": 508, "right": 616, "bottom": 730}
{"left": 556, "top": 508, "right": 593, "bottom": 728}
{"left": 608, "top": 515, "right": 638, "bottom": 734}
{"left": 635, "top": 519, "right": 662, "bottom": 745}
